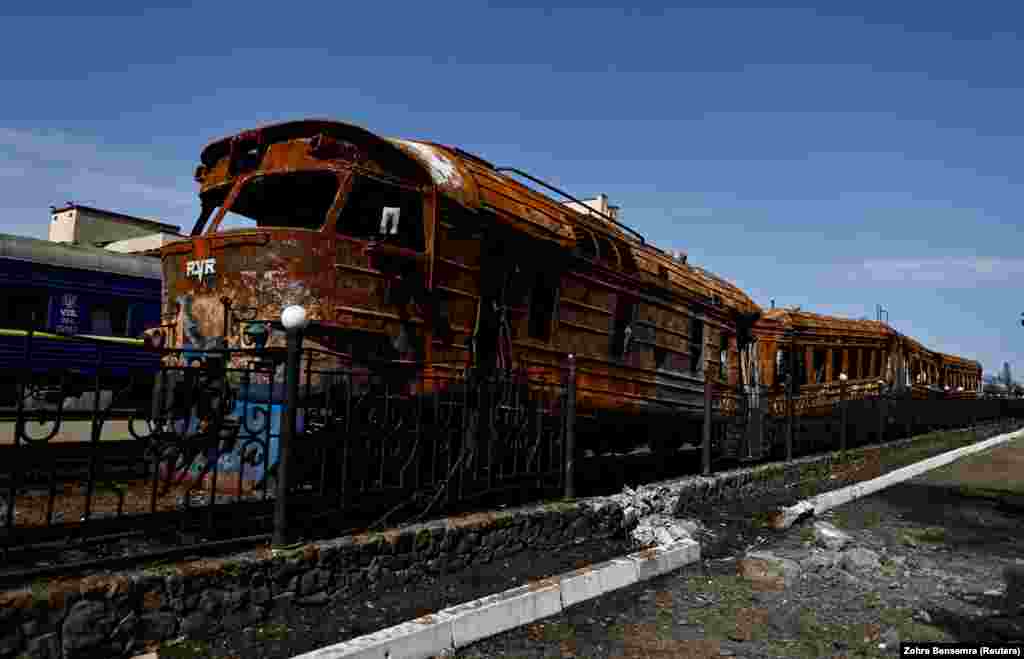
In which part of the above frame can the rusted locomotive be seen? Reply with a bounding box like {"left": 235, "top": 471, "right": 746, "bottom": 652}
{"left": 150, "top": 119, "right": 764, "bottom": 457}
{"left": 751, "top": 307, "right": 982, "bottom": 417}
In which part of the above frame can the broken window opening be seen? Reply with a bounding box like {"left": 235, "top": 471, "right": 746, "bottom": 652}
{"left": 775, "top": 346, "right": 804, "bottom": 388}
{"left": 719, "top": 334, "right": 729, "bottom": 381}
{"left": 611, "top": 297, "right": 637, "bottom": 359}
{"left": 337, "top": 176, "right": 425, "bottom": 251}
{"left": 813, "top": 348, "right": 827, "bottom": 384}
{"left": 575, "top": 230, "right": 598, "bottom": 260}
{"left": 209, "top": 171, "right": 341, "bottom": 234}
{"left": 655, "top": 346, "right": 670, "bottom": 371}
{"left": 595, "top": 235, "right": 620, "bottom": 268}
{"left": 527, "top": 272, "right": 557, "bottom": 342}
{"left": 689, "top": 314, "right": 704, "bottom": 375}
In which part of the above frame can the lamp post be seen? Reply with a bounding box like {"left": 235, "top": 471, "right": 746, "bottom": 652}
{"left": 274, "top": 305, "right": 308, "bottom": 547}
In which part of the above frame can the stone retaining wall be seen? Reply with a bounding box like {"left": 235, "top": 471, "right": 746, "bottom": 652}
{"left": 1, "top": 420, "right": 1018, "bottom": 659}
{"left": 0, "top": 502, "right": 625, "bottom": 659}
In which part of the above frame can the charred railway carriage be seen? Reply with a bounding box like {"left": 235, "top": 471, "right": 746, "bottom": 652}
{"left": 151, "top": 119, "right": 763, "bottom": 457}
{"left": 751, "top": 307, "right": 982, "bottom": 417}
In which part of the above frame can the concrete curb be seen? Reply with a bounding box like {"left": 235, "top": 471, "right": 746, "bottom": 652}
{"left": 772, "top": 427, "right": 1024, "bottom": 530}
{"left": 289, "top": 538, "right": 701, "bottom": 659}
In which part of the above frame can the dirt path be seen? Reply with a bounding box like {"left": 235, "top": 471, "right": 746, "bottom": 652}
{"left": 451, "top": 437, "right": 1024, "bottom": 658}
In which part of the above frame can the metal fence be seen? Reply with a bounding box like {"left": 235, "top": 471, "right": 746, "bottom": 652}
{"left": 0, "top": 330, "right": 571, "bottom": 568}
{"left": 1, "top": 329, "right": 1022, "bottom": 576}
{"left": 710, "top": 374, "right": 1024, "bottom": 465}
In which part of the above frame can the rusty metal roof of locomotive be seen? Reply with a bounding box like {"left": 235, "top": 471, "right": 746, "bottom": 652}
{"left": 199, "top": 119, "right": 760, "bottom": 314}
{"left": 759, "top": 308, "right": 894, "bottom": 336}
{"left": 932, "top": 350, "right": 981, "bottom": 370}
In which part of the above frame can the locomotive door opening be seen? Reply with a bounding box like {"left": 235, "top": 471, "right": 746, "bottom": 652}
{"left": 473, "top": 230, "right": 528, "bottom": 379}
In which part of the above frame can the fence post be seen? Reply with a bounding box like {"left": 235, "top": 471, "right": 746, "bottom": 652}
{"left": 700, "top": 368, "right": 708, "bottom": 476}
{"left": 274, "top": 307, "right": 307, "bottom": 547}
{"left": 564, "top": 354, "right": 576, "bottom": 499}
{"left": 840, "top": 378, "right": 848, "bottom": 452}
{"left": 877, "top": 386, "right": 886, "bottom": 445}
{"left": 785, "top": 379, "right": 794, "bottom": 462}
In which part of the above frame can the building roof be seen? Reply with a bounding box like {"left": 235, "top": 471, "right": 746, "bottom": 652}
{"left": 0, "top": 232, "right": 162, "bottom": 280}
{"left": 51, "top": 203, "right": 182, "bottom": 235}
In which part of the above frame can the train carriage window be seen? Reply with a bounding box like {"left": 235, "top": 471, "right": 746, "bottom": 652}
{"left": 8, "top": 294, "right": 45, "bottom": 331}
{"left": 775, "top": 348, "right": 787, "bottom": 387}
{"left": 719, "top": 334, "right": 729, "bottom": 381}
{"left": 611, "top": 296, "right": 637, "bottom": 359}
{"left": 336, "top": 176, "right": 424, "bottom": 251}
{"left": 776, "top": 347, "right": 804, "bottom": 387}
{"left": 595, "top": 235, "right": 620, "bottom": 268}
{"left": 90, "top": 307, "right": 113, "bottom": 336}
{"left": 89, "top": 303, "right": 129, "bottom": 336}
{"left": 527, "top": 272, "right": 558, "bottom": 342}
{"left": 813, "top": 349, "right": 827, "bottom": 383}
{"left": 210, "top": 171, "right": 341, "bottom": 233}
{"left": 689, "top": 315, "right": 704, "bottom": 375}
{"left": 574, "top": 229, "right": 598, "bottom": 260}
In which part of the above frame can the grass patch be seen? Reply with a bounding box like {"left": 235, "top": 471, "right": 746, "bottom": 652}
{"left": 899, "top": 526, "right": 946, "bottom": 546}
{"left": 766, "top": 609, "right": 886, "bottom": 659}
{"left": 271, "top": 542, "right": 307, "bottom": 560}
{"left": 491, "top": 510, "right": 516, "bottom": 529}
{"left": 799, "top": 526, "right": 815, "bottom": 544}
{"left": 543, "top": 500, "right": 577, "bottom": 514}
{"left": 880, "top": 606, "right": 954, "bottom": 644}
{"left": 253, "top": 623, "right": 291, "bottom": 641}
{"left": 683, "top": 575, "right": 763, "bottom": 640}
{"left": 527, "top": 621, "right": 576, "bottom": 643}
{"left": 29, "top": 578, "right": 49, "bottom": 604}
{"left": 862, "top": 510, "right": 882, "bottom": 528}
{"left": 142, "top": 558, "right": 177, "bottom": 577}
{"left": 158, "top": 639, "right": 213, "bottom": 659}
{"left": 415, "top": 527, "right": 433, "bottom": 550}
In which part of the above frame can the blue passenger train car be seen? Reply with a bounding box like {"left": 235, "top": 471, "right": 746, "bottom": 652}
{"left": 0, "top": 233, "right": 163, "bottom": 405}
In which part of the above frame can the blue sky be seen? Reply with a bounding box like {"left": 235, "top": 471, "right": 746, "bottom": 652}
{"left": 1, "top": 1, "right": 1022, "bottom": 378}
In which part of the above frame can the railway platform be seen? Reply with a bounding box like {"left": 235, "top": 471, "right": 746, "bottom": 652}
{"left": 446, "top": 433, "right": 1024, "bottom": 658}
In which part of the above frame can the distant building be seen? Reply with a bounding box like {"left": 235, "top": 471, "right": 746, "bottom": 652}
{"left": 49, "top": 203, "right": 182, "bottom": 254}
{"left": 562, "top": 193, "right": 621, "bottom": 223}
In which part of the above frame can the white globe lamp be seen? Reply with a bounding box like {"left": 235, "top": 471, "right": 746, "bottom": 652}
{"left": 281, "top": 305, "right": 309, "bottom": 331}
{"left": 839, "top": 373, "right": 848, "bottom": 382}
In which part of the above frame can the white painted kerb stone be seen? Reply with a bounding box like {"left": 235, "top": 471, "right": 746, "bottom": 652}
{"left": 774, "top": 427, "right": 1024, "bottom": 529}
{"left": 290, "top": 610, "right": 456, "bottom": 659}
{"left": 629, "top": 539, "right": 701, "bottom": 581}
{"left": 288, "top": 539, "right": 701, "bottom": 659}
{"left": 560, "top": 557, "right": 640, "bottom": 609}
{"left": 449, "top": 580, "right": 563, "bottom": 648}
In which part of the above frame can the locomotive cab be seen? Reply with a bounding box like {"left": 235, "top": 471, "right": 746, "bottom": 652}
{"left": 156, "top": 121, "right": 440, "bottom": 370}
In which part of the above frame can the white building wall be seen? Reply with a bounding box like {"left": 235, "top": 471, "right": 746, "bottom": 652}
{"left": 48, "top": 209, "right": 77, "bottom": 243}
{"left": 103, "top": 233, "right": 181, "bottom": 253}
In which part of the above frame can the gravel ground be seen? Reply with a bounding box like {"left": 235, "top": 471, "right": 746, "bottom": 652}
{"left": 450, "top": 436, "right": 1024, "bottom": 659}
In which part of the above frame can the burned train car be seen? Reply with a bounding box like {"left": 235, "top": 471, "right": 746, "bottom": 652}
{"left": 751, "top": 307, "right": 982, "bottom": 417}
{"left": 150, "top": 119, "right": 762, "bottom": 455}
